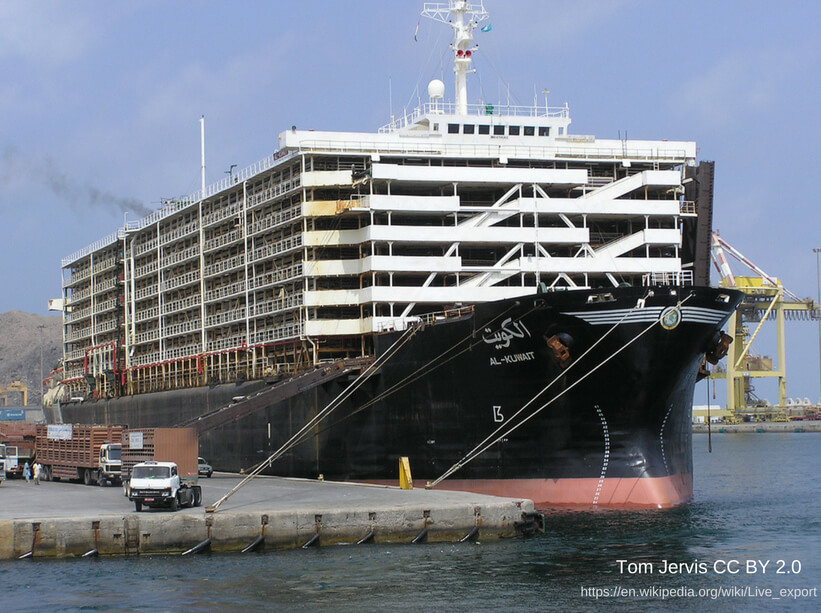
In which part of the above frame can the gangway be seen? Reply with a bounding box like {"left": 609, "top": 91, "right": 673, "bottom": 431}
{"left": 174, "top": 357, "right": 374, "bottom": 435}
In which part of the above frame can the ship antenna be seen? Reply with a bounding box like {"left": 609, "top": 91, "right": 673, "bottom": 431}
{"left": 421, "top": 1, "right": 489, "bottom": 115}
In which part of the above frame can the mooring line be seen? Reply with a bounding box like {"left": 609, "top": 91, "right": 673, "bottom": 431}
{"left": 430, "top": 292, "right": 694, "bottom": 488}
{"left": 207, "top": 321, "right": 422, "bottom": 513}
{"left": 315, "top": 303, "right": 535, "bottom": 434}
{"left": 429, "top": 291, "right": 655, "bottom": 487}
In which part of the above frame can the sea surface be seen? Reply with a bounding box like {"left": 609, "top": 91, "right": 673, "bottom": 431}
{"left": 3, "top": 433, "right": 820, "bottom": 612}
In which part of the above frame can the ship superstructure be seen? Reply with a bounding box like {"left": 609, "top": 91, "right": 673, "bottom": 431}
{"left": 58, "top": 3, "right": 713, "bottom": 401}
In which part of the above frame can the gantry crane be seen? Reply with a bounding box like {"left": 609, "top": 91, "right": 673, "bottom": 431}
{"left": 0, "top": 380, "right": 28, "bottom": 406}
{"left": 710, "top": 233, "right": 820, "bottom": 420}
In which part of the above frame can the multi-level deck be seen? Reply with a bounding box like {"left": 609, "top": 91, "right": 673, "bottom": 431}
{"left": 59, "top": 2, "right": 713, "bottom": 402}
{"left": 60, "top": 110, "right": 710, "bottom": 400}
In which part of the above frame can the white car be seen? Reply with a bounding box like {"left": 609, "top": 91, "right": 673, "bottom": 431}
{"left": 198, "top": 457, "right": 213, "bottom": 478}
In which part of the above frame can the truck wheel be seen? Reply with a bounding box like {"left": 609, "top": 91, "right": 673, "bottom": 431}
{"left": 194, "top": 486, "right": 202, "bottom": 507}
{"left": 97, "top": 472, "right": 106, "bottom": 487}
{"left": 170, "top": 495, "right": 178, "bottom": 512}
{"left": 134, "top": 500, "right": 142, "bottom": 512}
{"left": 83, "top": 469, "right": 93, "bottom": 485}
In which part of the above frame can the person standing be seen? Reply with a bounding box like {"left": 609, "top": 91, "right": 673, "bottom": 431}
{"left": 33, "top": 462, "right": 42, "bottom": 485}
{"left": 23, "top": 461, "right": 31, "bottom": 483}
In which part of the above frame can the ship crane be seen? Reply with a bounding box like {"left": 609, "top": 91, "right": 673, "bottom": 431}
{"left": 710, "top": 232, "right": 820, "bottom": 421}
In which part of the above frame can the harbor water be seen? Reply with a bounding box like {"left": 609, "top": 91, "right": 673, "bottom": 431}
{"left": 3, "top": 432, "right": 820, "bottom": 612}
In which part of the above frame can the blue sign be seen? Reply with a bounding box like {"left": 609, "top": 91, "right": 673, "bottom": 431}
{"left": 0, "top": 409, "right": 25, "bottom": 421}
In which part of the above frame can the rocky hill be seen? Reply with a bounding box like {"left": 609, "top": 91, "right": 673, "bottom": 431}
{"left": 0, "top": 311, "right": 62, "bottom": 406}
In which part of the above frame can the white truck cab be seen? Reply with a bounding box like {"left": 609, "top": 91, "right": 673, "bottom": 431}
{"left": 128, "top": 460, "right": 201, "bottom": 511}
{"left": 97, "top": 442, "right": 122, "bottom": 485}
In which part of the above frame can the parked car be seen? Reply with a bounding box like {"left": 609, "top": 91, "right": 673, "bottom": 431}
{"left": 198, "top": 457, "right": 213, "bottom": 477}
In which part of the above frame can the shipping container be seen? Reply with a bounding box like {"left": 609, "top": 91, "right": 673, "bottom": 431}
{"left": 121, "top": 428, "right": 198, "bottom": 482}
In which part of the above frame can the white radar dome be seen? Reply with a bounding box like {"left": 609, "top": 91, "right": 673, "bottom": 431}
{"left": 428, "top": 79, "right": 445, "bottom": 100}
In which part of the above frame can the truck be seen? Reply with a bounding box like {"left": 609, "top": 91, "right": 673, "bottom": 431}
{"left": 0, "top": 422, "right": 36, "bottom": 478}
{"left": 35, "top": 424, "right": 124, "bottom": 486}
{"left": 128, "top": 460, "right": 202, "bottom": 511}
{"left": 121, "top": 428, "right": 202, "bottom": 511}
{"left": 1, "top": 444, "right": 19, "bottom": 477}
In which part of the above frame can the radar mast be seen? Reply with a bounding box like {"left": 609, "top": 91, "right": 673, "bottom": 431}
{"left": 421, "top": 1, "right": 489, "bottom": 115}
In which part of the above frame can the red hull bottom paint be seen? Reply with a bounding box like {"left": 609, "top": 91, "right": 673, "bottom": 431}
{"left": 369, "top": 474, "right": 693, "bottom": 509}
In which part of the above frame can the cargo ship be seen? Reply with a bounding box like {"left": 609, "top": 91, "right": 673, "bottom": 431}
{"left": 49, "top": 1, "right": 741, "bottom": 508}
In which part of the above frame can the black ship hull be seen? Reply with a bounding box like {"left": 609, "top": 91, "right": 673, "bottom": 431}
{"left": 51, "top": 285, "right": 741, "bottom": 508}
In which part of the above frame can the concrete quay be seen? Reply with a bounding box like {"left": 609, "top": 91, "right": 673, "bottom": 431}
{"left": 0, "top": 474, "right": 536, "bottom": 559}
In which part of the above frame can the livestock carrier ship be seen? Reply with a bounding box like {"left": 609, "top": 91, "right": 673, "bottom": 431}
{"left": 50, "top": 1, "right": 741, "bottom": 508}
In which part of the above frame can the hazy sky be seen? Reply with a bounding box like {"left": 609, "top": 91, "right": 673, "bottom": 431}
{"left": 1, "top": 0, "right": 819, "bottom": 403}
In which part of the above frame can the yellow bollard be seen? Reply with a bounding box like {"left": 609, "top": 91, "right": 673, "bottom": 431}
{"left": 399, "top": 456, "right": 413, "bottom": 490}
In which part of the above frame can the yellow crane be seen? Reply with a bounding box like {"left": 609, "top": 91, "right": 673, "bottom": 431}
{"left": 710, "top": 233, "right": 819, "bottom": 421}
{"left": 0, "top": 380, "right": 28, "bottom": 407}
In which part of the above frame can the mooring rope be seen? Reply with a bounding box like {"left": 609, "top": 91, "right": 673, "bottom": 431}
{"left": 319, "top": 302, "right": 534, "bottom": 429}
{"left": 429, "top": 292, "right": 693, "bottom": 488}
{"left": 206, "top": 321, "right": 422, "bottom": 512}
